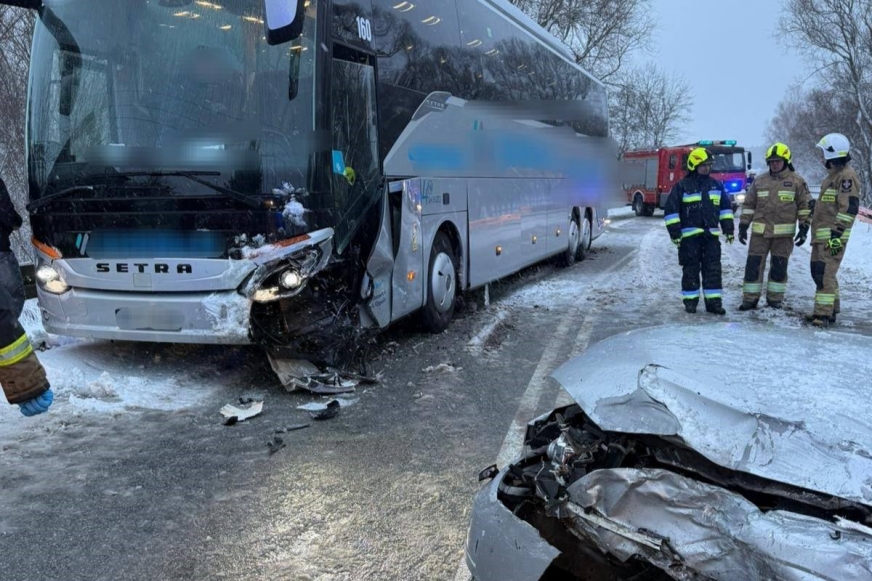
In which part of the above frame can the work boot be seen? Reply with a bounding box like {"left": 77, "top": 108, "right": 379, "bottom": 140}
{"left": 684, "top": 302, "right": 697, "bottom": 314}
{"left": 829, "top": 313, "right": 837, "bottom": 324}
{"left": 806, "top": 314, "right": 829, "bottom": 327}
{"left": 706, "top": 303, "right": 726, "bottom": 315}
{"left": 738, "top": 300, "right": 758, "bottom": 311}
{"left": 767, "top": 300, "right": 783, "bottom": 309}
{"left": 811, "top": 317, "right": 829, "bottom": 328}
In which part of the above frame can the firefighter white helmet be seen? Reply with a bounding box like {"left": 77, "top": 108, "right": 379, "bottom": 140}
{"left": 816, "top": 133, "right": 851, "bottom": 161}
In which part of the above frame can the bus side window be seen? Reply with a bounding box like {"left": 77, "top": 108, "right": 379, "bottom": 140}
{"left": 669, "top": 154, "right": 676, "bottom": 169}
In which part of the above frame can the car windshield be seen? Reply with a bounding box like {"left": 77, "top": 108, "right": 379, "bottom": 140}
{"left": 27, "top": 0, "right": 317, "bottom": 198}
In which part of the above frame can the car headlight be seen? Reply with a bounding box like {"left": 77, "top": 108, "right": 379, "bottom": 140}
{"left": 737, "top": 194, "right": 746, "bottom": 203}
{"left": 36, "top": 264, "right": 70, "bottom": 294}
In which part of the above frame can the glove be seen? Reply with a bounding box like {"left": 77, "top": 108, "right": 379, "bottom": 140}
{"left": 827, "top": 236, "right": 844, "bottom": 256}
{"left": 18, "top": 389, "right": 53, "bottom": 417}
{"left": 671, "top": 238, "right": 681, "bottom": 247}
{"left": 725, "top": 234, "right": 734, "bottom": 244}
{"left": 794, "top": 223, "right": 809, "bottom": 247}
{"left": 738, "top": 224, "right": 748, "bottom": 245}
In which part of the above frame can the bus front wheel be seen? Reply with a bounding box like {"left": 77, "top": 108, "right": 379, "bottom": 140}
{"left": 421, "top": 231, "right": 457, "bottom": 333}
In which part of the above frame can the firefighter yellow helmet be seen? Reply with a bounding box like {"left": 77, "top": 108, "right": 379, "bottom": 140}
{"left": 766, "top": 142, "right": 792, "bottom": 164}
{"left": 686, "top": 147, "right": 713, "bottom": 171}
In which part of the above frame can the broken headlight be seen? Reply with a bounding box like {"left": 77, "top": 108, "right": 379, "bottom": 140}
{"left": 241, "top": 248, "right": 321, "bottom": 303}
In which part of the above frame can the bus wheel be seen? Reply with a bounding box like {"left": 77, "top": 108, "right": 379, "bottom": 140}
{"left": 559, "top": 214, "right": 580, "bottom": 267}
{"left": 577, "top": 214, "right": 592, "bottom": 261}
{"left": 421, "top": 231, "right": 457, "bottom": 334}
{"left": 633, "top": 193, "right": 645, "bottom": 216}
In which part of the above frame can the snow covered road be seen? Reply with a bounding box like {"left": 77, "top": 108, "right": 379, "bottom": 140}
{"left": 4, "top": 206, "right": 872, "bottom": 581}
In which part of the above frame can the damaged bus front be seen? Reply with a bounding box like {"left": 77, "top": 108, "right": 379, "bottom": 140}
{"left": 21, "top": 0, "right": 371, "bottom": 362}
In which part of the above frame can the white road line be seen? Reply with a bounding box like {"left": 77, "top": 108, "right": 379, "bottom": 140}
{"left": 453, "top": 248, "right": 638, "bottom": 581}
{"left": 494, "top": 312, "right": 576, "bottom": 468}
{"left": 466, "top": 307, "right": 511, "bottom": 356}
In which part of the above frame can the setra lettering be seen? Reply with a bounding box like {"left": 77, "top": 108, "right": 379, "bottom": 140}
{"left": 95, "top": 263, "right": 193, "bottom": 274}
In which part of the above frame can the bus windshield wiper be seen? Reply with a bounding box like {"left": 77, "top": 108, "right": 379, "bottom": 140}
{"left": 29, "top": 171, "right": 264, "bottom": 213}
{"left": 109, "top": 170, "right": 264, "bottom": 209}
{"left": 27, "top": 185, "right": 102, "bottom": 213}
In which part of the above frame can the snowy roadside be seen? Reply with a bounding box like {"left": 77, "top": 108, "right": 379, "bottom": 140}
{"left": 1, "top": 300, "right": 251, "bottom": 442}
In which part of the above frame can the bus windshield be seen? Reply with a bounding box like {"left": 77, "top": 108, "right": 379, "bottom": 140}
{"left": 27, "top": 0, "right": 317, "bottom": 200}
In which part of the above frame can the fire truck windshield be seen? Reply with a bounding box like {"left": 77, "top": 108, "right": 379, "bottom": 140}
{"left": 709, "top": 150, "right": 745, "bottom": 173}
{"left": 27, "top": 0, "right": 317, "bottom": 201}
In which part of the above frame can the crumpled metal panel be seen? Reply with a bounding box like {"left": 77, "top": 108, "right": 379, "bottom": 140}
{"left": 566, "top": 468, "right": 872, "bottom": 580}
{"left": 465, "top": 468, "right": 560, "bottom": 581}
{"left": 550, "top": 323, "right": 872, "bottom": 507}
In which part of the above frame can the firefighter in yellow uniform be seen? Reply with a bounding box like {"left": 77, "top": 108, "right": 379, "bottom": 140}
{"left": 737, "top": 142, "right": 811, "bottom": 310}
{"left": 807, "top": 132, "right": 862, "bottom": 327}
{"left": 0, "top": 284, "right": 53, "bottom": 416}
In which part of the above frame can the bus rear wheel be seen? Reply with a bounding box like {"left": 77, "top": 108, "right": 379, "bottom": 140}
{"left": 421, "top": 231, "right": 457, "bottom": 334}
{"left": 559, "top": 214, "right": 580, "bottom": 267}
{"left": 577, "top": 213, "right": 592, "bottom": 261}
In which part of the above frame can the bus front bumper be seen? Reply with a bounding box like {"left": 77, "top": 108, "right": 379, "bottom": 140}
{"left": 35, "top": 287, "right": 254, "bottom": 345}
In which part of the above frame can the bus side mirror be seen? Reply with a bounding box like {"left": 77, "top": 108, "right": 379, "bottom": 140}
{"left": 747, "top": 151, "right": 752, "bottom": 169}
{"left": 264, "top": 0, "right": 305, "bottom": 45}
{"left": 0, "top": 0, "right": 41, "bottom": 8}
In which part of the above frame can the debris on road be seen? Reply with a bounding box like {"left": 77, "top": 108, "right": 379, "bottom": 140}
{"left": 423, "top": 363, "right": 462, "bottom": 373}
{"left": 296, "top": 397, "right": 359, "bottom": 421}
{"left": 268, "top": 355, "right": 382, "bottom": 395}
{"left": 219, "top": 400, "right": 264, "bottom": 425}
{"left": 267, "top": 435, "right": 286, "bottom": 454}
{"left": 268, "top": 356, "right": 321, "bottom": 386}
{"left": 309, "top": 400, "right": 340, "bottom": 421}
{"left": 275, "top": 423, "right": 311, "bottom": 433}
{"left": 289, "top": 373, "right": 358, "bottom": 395}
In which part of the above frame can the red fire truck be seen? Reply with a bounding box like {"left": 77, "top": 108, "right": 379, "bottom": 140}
{"left": 622, "top": 140, "right": 753, "bottom": 216}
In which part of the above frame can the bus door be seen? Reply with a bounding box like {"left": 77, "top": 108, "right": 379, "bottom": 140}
{"left": 327, "top": 43, "right": 389, "bottom": 327}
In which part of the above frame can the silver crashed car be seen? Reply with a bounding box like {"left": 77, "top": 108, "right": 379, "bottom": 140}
{"left": 465, "top": 323, "right": 872, "bottom": 581}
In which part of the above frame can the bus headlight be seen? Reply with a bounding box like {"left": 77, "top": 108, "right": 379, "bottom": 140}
{"left": 243, "top": 251, "right": 319, "bottom": 303}
{"left": 36, "top": 265, "right": 70, "bottom": 294}
{"left": 279, "top": 269, "right": 303, "bottom": 290}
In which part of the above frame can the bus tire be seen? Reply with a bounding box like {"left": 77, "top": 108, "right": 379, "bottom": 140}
{"left": 421, "top": 231, "right": 457, "bottom": 334}
{"left": 577, "top": 213, "right": 592, "bottom": 261}
{"left": 642, "top": 203, "right": 655, "bottom": 217}
{"left": 559, "top": 214, "right": 581, "bottom": 267}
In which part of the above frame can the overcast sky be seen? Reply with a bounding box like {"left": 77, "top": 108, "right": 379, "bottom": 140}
{"left": 638, "top": 0, "right": 809, "bottom": 148}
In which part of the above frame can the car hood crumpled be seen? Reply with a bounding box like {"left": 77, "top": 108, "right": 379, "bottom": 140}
{"left": 550, "top": 322, "right": 872, "bottom": 507}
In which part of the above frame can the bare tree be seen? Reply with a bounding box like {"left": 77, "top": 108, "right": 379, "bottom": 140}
{"left": 510, "top": 0, "right": 656, "bottom": 83}
{"left": 780, "top": 0, "right": 872, "bottom": 196}
{"left": 767, "top": 83, "right": 870, "bottom": 201}
{"left": 610, "top": 62, "right": 693, "bottom": 155}
{"left": 0, "top": 6, "right": 34, "bottom": 260}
